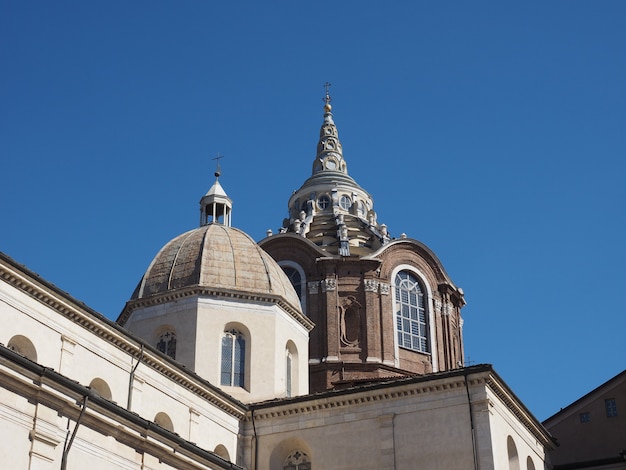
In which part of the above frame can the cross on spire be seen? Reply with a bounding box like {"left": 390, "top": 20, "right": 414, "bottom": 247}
{"left": 323, "top": 82, "right": 332, "bottom": 105}
{"left": 212, "top": 153, "right": 224, "bottom": 178}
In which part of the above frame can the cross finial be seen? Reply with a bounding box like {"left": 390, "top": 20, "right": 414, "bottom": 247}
{"left": 323, "top": 82, "right": 332, "bottom": 105}
{"left": 212, "top": 153, "right": 224, "bottom": 178}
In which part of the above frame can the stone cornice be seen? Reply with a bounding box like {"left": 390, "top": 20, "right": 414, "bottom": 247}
{"left": 249, "top": 375, "right": 469, "bottom": 421}
{"left": 0, "top": 252, "right": 247, "bottom": 419}
{"left": 248, "top": 365, "right": 554, "bottom": 448}
{"left": 485, "top": 372, "right": 556, "bottom": 448}
{"left": 119, "top": 285, "right": 314, "bottom": 331}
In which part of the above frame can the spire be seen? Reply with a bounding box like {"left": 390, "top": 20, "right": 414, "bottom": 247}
{"left": 200, "top": 155, "right": 232, "bottom": 226}
{"left": 312, "top": 83, "right": 348, "bottom": 175}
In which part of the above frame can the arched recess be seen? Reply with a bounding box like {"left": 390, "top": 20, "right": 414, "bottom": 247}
{"left": 214, "top": 444, "right": 230, "bottom": 461}
{"left": 89, "top": 378, "right": 113, "bottom": 401}
{"left": 285, "top": 340, "right": 299, "bottom": 397}
{"left": 507, "top": 436, "right": 520, "bottom": 470}
{"left": 389, "top": 264, "right": 438, "bottom": 372}
{"left": 278, "top": 260, "right": 306, "bottom": 314}
{"left": 154, "top": 326, "right": 177, "bottom": 360}
{"left": 220, "top": 322, "right": 251, "bottom": 390}
{"left": 7, "top": 335, "right": 37, "bottom": 362}
{"left": 339, "top": 296, "right": 361, "bottom": 348}
{"left": 154, "top": 412, "right": 174, "bottom": 432}
{"left": 526, "top": 456, "right": 536, "bottom": 470}
{"left": 269, "top": 437, "right": 312, "bottom": 470}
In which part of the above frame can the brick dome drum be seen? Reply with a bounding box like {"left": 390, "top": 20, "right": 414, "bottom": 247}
{"left": 130, "top": 224, "right": 302, "bottom": 312}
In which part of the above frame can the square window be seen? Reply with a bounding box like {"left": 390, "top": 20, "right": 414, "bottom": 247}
{"left": 579, "top": 412, "right": 591, "bottom": 423}
{"left": 605, "top": 398, "right": 618, "bottom": 417}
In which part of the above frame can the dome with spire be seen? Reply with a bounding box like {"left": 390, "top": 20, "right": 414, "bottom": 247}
{"left": 121, "top": 170, "right": 304, "bottom": 322}
{"left": 280, "top": 90, "right": 391, "bottom": 256}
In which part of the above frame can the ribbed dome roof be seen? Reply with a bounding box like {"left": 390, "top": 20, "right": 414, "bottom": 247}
{"left": 131, "top": 224, "right": 302, "bottom": 312}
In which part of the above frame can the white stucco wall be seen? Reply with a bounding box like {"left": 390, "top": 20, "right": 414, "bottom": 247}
{"left": 246, "top": 371, "right": 552, "bottom": 470}
{"left": 125, "top": 294, "right": 310, "bottom": 404}
{"left": 0, "top": 264, "right": 243, "bottom": 469}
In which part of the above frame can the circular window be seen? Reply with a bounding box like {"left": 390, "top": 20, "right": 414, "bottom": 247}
{"left": 340, "top": 195, "right": 351, "bottom": 211}
{"left": 318, "top": 195, "right": 331, "bottom": 210}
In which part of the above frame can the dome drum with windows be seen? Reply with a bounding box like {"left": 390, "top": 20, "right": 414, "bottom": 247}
{"left": 119, "top": 169, "right": 312, "bottom": 403}
{"left": 260, "top": 90, "right": 466, "bottom": 392}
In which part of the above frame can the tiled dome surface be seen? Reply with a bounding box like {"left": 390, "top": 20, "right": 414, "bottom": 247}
{"left": 131, "top": 224, "right": 301, "bottom": 311}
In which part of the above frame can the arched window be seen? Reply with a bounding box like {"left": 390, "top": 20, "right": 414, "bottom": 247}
{"left": 283, "top": 450, "right": 311, "bottom": 470}
{"left": 286, "top": 350, "right": 293, "bottom": 398}
{"left": 285, "top": 341, "right": 299, "bottom": 397}
{"left": 7, "top": 335, "right": 37, "bottom": 362}
{"left": 154, "top": 412, "right": 174, "bottom": 432}
{"left": 507, "top": 436, "right": 520, "bottom": 470}
{"left": 156, "top": 330, "right": 176, "bottom": 359}
{"left": 282, "top": 266, "right": 302, "bottom": 301}
{"left": 526, "top": 456, "right": 535, "bottom": 470}
{"left": 221, "top": 329, "right": 245, "bottom": 387}
{"left": 279, "top": 261, "right": 307, "bottom": 314}
{"left": 214, "top": 444, "right": 230, "bottom": 461}
{"left": 394, "top": 271, "right": 429, "bottom": 353}
{"left": 89, "top": 378, "right": 113, "bottom": 401}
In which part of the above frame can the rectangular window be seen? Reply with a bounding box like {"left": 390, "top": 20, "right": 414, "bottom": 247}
{"left": 605, "top": 398, "right": 618, "bottom": 417}
{"left": 579, "top": 412, "right": 591, "bottom": 423}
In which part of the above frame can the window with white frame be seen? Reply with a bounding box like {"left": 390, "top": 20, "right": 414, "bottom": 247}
{"left": 221, "top": 329, "right": 245, "bottom": 387}
{"left": 394, "top": 270, "right": 430, "bottom": 353}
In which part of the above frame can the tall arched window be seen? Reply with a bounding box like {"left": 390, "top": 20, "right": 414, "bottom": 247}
{"left": 221, "top": 329, "right": 245, "bottom": 387}
{"left": 279, "top": 261, "right": 307, "bottom": 314}
{"left": 156, "top": 330, "right": 176, "bottom": 359}
{"left": 282, "top": 267, "right": 302, "bottom": 300}
{"left": 394, "top": 271, "right": 429, "bottom": 353}
{"left": 286, "top": 350, "right": 293, "bottom": 397}
{"left": 507, "top": 436, "right": 520, "bottom": 470}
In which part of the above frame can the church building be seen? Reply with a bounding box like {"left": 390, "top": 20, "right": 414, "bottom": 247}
{"left": 0, "top": 92, "right": 554, "bottom": 469}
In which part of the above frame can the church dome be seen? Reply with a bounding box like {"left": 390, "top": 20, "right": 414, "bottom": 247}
{"left": 130, "top": 223, "right": 302, "bottom": 312}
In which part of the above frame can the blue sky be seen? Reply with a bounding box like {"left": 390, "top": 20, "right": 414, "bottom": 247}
{"left": 2, "top": 1, "right": 624, "bottom": 421}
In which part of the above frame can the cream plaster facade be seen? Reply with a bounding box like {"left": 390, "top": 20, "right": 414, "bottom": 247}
{"left": 246, "top": 367, "right": 550, "bottom": 470}
{"left": 122, "top": 296, "right": 310, "bottom": 403}
{"left": 0, "top": 252, "right": 244, "bottom": 469}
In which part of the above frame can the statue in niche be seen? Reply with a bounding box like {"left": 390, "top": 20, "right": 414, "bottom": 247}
{"left": 338, "top": 223, "right": 350, "bottom": 256}
{"left": 339, "top": 296, "right": 360, "bottom": 348}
